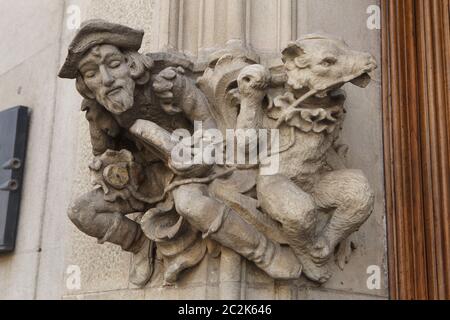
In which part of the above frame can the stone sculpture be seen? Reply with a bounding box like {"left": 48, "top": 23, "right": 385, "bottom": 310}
{"left": 59, "top": 20, "right": 376, "bottom": 287}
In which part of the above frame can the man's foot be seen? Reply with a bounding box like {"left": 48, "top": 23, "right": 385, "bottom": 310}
{"left": 129, "top": 239, "right": 154, "bottom": 287}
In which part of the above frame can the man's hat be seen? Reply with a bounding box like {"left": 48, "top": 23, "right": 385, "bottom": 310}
{"left": 58, "top": 19, "right": 144, "bottom": 79}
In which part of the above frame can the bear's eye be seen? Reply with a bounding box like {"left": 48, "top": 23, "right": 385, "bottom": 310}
{"left": 320, "top": 57, "right": 337, "bottom": 67}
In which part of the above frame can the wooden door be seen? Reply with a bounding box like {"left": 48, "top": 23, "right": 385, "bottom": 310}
{"left": 382, "top": 0, "right": 450, "bottom": 299}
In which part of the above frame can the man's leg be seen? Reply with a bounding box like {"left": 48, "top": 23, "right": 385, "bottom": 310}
{"left": 69, "top": 189, "right": 144, "bottom": 251}
{"left": 172, "top": 183, "right": 302, "bottom": 280}
{"left": 69, "top": 188, "right": 153, "bottom": 287}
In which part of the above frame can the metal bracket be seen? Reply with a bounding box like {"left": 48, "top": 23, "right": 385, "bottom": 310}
{"left": 2, "top": 158, "right": 22, "bottom": 170}
{"left": 0, "top": 180, "right": 19, "bottom": 192}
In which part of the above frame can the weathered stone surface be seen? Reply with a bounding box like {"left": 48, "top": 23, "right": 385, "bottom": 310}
{"left": 58, "top": 16, "right": 379, "bottom": 295}
{"left": 64, "top": 289, "right": 145, "bottom": 300}
{"left": 0, "top": 0, "right": 386, "bottom": 300}
{"left": 0, "top": 252, "right": 39, "bottom": 299}
{"left": 0, "top": 0, "right": 63, "bottom": 75}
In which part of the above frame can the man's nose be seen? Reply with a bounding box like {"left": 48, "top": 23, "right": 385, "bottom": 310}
{"left": 99, "top": 65, "right": 114, "bottom": 87}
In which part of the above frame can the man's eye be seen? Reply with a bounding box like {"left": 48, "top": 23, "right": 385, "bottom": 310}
{"left": 109, "top": 61, "right": 121, "bottom": 68}
{"left": 84, "top": 71, "right": 96, "bottom": 78}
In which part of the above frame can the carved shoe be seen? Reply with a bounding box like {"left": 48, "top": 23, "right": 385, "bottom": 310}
{"left": 129, "top": 238, "right": 154, "bottom": 287}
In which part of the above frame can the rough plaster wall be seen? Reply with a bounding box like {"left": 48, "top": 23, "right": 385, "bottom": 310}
{"left": 0, "top": 0, "right": 387, "bottom": 300}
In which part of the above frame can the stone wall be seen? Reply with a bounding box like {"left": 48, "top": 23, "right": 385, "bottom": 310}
{"left": 0, "top": 0, "right": 387, "bottom": 300}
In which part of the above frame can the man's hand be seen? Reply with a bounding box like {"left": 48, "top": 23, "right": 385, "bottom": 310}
{"left": 152, "top": 67, "right": 185, "bottom": 115}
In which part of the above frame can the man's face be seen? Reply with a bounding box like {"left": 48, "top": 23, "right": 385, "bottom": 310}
{"left": 78, "top": 44, "right": 135, "bottom": 115}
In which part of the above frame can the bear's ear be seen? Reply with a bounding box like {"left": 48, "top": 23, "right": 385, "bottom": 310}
{"left": 282, "top": 42, "right": 305, "bottom": 58}
{"left": 281, "top": 42, "right": 308, "bottom": 69}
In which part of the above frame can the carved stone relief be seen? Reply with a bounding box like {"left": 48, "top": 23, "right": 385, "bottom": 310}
{"left": 59, "top": 20, "right": 377, "bottom": 287}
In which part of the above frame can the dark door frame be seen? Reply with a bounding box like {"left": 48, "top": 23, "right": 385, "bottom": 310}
{"left": 381, "top": 0, "right": 450, "bottom": 299}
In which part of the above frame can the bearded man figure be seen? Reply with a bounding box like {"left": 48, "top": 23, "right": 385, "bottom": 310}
{"left": 59, "top": 20, "right": 302, "bottom": 287}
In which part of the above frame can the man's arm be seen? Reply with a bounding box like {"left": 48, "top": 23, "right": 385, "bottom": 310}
{"left": 129, "top": 119, "right": 212, "bottom": 177}
{"left": 129, "top": 119, "right": 176, "bottom": 161}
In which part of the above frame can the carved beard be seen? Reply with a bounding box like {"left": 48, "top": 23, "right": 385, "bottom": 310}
{"left": 97, "top": 78, "right": 136, "bottom": 115}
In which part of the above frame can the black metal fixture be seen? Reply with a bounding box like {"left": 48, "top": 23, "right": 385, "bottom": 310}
{"left": 0, "top": 106, "right": 30, "bottom": 253}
